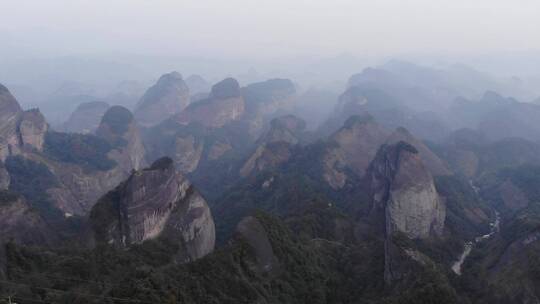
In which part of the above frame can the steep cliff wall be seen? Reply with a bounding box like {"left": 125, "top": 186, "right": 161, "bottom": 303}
{"left": 91, "top": 157, "right": 215, "bottom": 262}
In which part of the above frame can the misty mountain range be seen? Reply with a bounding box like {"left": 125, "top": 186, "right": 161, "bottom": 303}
{"left": 1, "top": 56, "right": 540, "bottom": 303}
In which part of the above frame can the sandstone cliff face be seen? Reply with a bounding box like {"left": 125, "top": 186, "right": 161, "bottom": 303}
{"left": 91, "top": 157, "right": 215, "bottom": 262}
{"left": 23, "top": 107, "right": 146, "bottom": 216}
{"left": 61, "top": 101, "right": 110, "bottom": 134}
{"left": 1, "top": 85, "right": 48, "bottom": 159}
{"left": 174, "top": 78, "right": 245, "bottom": 128}
{"left": 172, "top": 135, "right": 204, "bottom": 173}
{"left": 240, "top": 115, "right": 305, "bottom": 177}
{"left": 135, "top": 72, "right": 190, "bottom": 127}
{"left": 321, "top": 115, "right": 448, "bottom": 190}
{"left": 185, "top": 74, "right": 210, "bottom": 95}
{"left": 19, "top": 109, "right": 48, "bottom": 152}
{"left": 96, "top": 106, "right": 147, "bottom": 173}
{"left": 0, "top": 84, "right": 23, "bottom": 161}
{"left": 385, "top": 127, "right": 450, "bottom": 176}
{"left": 44, "top": 160, "right": 126, "bottom": 215}
{"left": 40, "top": 106, "right": 147, "bottom": 215}
{"left": 367, "top": 142, "right": 445, "bottom": 239}
{"left": 242, "top": 79, "right": 297, "bottom": 136}
{"left": 323, "top": 115, "right": 390, "bottom": 189}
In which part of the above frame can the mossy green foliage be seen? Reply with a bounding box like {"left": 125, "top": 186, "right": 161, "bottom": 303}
{"left": 44, "top": 131, "right": 116, "bottom": 171}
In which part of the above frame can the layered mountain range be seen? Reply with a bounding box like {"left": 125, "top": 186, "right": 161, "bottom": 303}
{"left": 2, "top": 61, "right": 540, "bottom": 303}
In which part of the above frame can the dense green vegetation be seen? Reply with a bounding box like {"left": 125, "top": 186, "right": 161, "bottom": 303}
{"left": 99, "top": 106, "right": 133, "bottom": 135}
{"left": 2, "top": 210, "right": 464, "bottom": 304}
{"left": 5, "top": 156, "right": 61, "bottom": 219}
{"left": 43, "top": 132, "right": 117, "bottom": 171}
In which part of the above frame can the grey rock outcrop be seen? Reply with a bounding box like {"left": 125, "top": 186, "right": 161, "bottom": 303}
{"left": 185, "top": 74, "right": 211, "bottom": 95}
{"left": 175, "top": 78, "right": 245, "bottom": 128}
{"left": 385, "top": 127, "right": 450, "bottom": 176}
{"left": 91, "top": 157, "right": 215, "bottom": 262}
{"left": 0, "top": 84, "right": 23, "bottom": 161}
{"left": 0, "top": 85, "right": 48, "bottom": 159}
{"left": 19, "top": 109, "right": 48, "bottom": 152}
{"left": 242, "top": 79, "right": 297, "bottom": 136}
{"left": 96, "top": 106, "right": 147, "bottom": 173}
{"left": 240, "top": 115, "right": 305, "bottom": 177}
{"left": 323, "top": 115, "right": 390, "bottom": 189}
{"left": 61, "top": 101, "right": 110, "bottom": 134}
{"left": 367, "top": 141, "right": 445, "bottom": 239}
{"left": 135, "top": 72, "right": 190, "bottom": 127}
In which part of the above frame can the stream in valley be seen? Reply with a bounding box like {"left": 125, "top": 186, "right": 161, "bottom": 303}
{"left": 452, "top": 181, "right": 500, "bottom": 275}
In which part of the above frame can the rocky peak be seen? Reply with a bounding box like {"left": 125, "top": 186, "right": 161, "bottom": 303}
{"left": 62, "top": 101, "right": 110, "bottom": 134}
{"left": 241, "top": 79, "right": 297, "bottom": 136}
{"left": 19, "top": 109, "right": 48, "bottom": 152}
{"left": 243, "top": 78, "right": 296, "bottom": 104}
{"left": 91, "top": 157, "right": 215, "bottom": 262}
{"left": 185, "top": 74, "right": 210, "bottom": 95}
{"left": 175, "top": 78, "right": 245, "bottom": 128}
{"left": 97, "top": 106, "right": 135, "bottom": 139}
{"left": 367, "top": 141, "right": 445, "bottom": 239}
{"left": 262, "top": 115, "right": 306, "bottom": 145}
{"left": 322, "top": 115, "right": 390, "bottom": 189}
{"left": 385, "top": 127, "right": 450, "bottom": 176}
{"left": 0, "top": 84, "right": 23, "bottom": 161}
{"left": 209, "top": 77, "right": 241, "bottom": 99}
{"left": 240, "top": 115, "right": 305, "bottom": 177}
{"left": 134, "top": 71, "right": 190, "bottom": 127}
{"left": 0, "top": 84, "right": 22, "bottom": 117}
{"left": 96, "top": 106, "right": 146, "bottom": 172}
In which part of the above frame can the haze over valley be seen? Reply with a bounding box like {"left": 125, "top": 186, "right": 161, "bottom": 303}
{"left": 1, "top": 1, "right": 540, "bottom": 303}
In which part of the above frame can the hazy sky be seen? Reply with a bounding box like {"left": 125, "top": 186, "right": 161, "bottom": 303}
{"left": 1, "top": 0, "right": 539, "bottom": 59}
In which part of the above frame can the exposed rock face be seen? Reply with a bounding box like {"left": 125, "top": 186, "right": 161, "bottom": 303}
{"left": 61, "top": 101, "right": 110, "bottom": 134}
{"left": 242, "top": 79, "right": 297, "bottom": 136}
{"left": 175, "top": 78, "right": 245, "bottom": 128}
{"left": 173, "top": 135, "right": 204, "bottom": 173}
{"left": 91, "top": 157, "right": 215, "bottom": 262}
{"left": 240, "top": 142, "right": 294, "bottom": 178}
{"left": 96, "top": 106, "right": 147, "bottom": 173}
{"left": 0, "top": 84, "right": 23, "bottom": 161}
{"left": 367, "top": 142, "right": 445, "bottom": 239}
{"left": 135, "top": 72, "right": 190, "bottom": 127}
{"left": 240, "top": 115, "right": 305, "bottom": 177}
{"left": 207, "top": 140, "right": 232, "bottom": 161}
{"left": 0, "top": 85, "right": 48, "bottom": 158}
{"left": 385, "top": 127, "right": 450, "bottom": 176}
{"left": 42, "top": 159, "right": 126, "bottom": 215}
{"left": 235, "top": 216, "right": 279, "bottom": 273}
{"left": 260, "top": 115, "right": 306, "bottom": 145}
{"left": 185, "top": 74, "right": 210, "bottom": 95}
{"left": 19, "top": 109, "right": 48, "bottom": 151}
{"left": 323, "top": 115, "right": 390, "bottom": 189}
